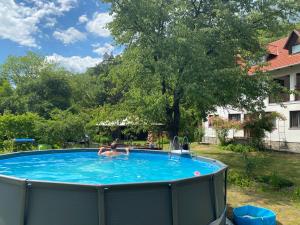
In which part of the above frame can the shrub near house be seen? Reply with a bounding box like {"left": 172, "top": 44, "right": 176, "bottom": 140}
{"left": 211, "top": 116, "right": 242, "bottom": 145}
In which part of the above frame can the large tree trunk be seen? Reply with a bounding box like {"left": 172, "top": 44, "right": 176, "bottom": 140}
{"left": 159, "top": 57, "right": 182, "bottom": 141}
{"left": 166, "top": 90, "right": 181, "bottom": 141}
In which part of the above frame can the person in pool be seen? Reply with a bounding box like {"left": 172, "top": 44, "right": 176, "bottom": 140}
{"left": 98, "top": 139, "right": 130, "bottom": 156}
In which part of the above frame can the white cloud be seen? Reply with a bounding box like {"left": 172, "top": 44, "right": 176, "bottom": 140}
{"left": 53, "top": 27, "right": 86, "bottom": 44}
{"left": 44, "top": 17, "right": 57, "bottom": 28}
{"left": 0, "top": 0, "right": 78, "bottom": 47}
{"left": 46, "top": 54, "right": 102, "bottom": 73}
{"left": 78, "top": 14, "right": 88, "bottom": 24}
{"left": 57, "top": 0, "right": 78, "bottom": 11}
{"left": 93, "top": 43, "right": 115, "bottom": 56}
{"left": 86, "top": 12, "right": 113, "bottom": 37}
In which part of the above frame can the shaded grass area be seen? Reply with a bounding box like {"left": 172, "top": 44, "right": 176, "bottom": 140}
{"left": 190, "top": 143, "right": 300, "bottom": 225}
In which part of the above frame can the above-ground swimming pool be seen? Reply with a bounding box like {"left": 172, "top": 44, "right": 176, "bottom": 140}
{"left": 0, "top": 151, "right": 221, "bottom": 184}
{"left": 0, "top": 149, "right": 227, "bottom": 225}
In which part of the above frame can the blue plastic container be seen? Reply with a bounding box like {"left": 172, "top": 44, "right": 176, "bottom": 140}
{"left": 233, "top": 205, "right": 276, "bottom": 225}
{"left": 13, "top": 138, "right": 35, "bottom": 143}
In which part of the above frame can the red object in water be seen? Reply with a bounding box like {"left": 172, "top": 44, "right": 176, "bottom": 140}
{"left": 194, "top": 171, "right": 201, "bottom": 176}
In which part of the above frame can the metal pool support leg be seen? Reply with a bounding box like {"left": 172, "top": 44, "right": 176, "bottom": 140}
{"left": 210, "top": 175, "right": 218, "bottom": 220}
{"left": 97, "top": 187, "right": 106, "bottom": 225}
{"left": 209, "top": 174, "right": 226, "bottom": 225}
{"left": 23, "top": 181, "right": 31, "bottom": 225}
{"left": 170, "top": 183, "right": 179, "bottom": 225}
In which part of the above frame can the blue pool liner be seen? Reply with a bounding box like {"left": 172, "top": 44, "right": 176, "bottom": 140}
{"left": 233, "top": 205, "right": 276, "bottom": 225}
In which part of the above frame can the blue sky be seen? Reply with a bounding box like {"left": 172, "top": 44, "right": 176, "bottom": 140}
{"left": 0, "top": 0, "right": 122, "bottom": 73}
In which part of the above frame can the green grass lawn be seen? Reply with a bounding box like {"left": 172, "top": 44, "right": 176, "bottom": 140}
{"left": 190, "top": 143, "right": 300, "bottom": 225}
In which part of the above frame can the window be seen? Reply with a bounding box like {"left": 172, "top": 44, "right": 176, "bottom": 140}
{"left": 290, "top": 111, "right": 300, "bottom": 128}
{"left": 208, "top": 115, "right": 218, "bottom": 127}
{"left": 266, "top": 54, "right": 277, "bottom": 61}
{"left": 243, "top": 114, "right": 252, "bottom": 138}
{"left": 228, "top": 114, "right": 241, "bottom": 121}
{"left": 269, "top": 75, "right": 290, "bottom": 103}
{"left": 296, "top": 74, "right": 300, "bottom": 101}
{"left": 292, "top": 44, "right": 300, "bottom": 54}
{"left": 285, "top": 32, "right": 300, "bottom": 55}
{"left": 265, "top": 112, "right": 277, "bottom": 129}
{"left": 208, "top": 115, "right": 213, "bottom": 127}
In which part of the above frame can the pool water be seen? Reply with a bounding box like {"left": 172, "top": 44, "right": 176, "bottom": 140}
{"left": 0, "top": 152, "right": 221, "bottom": 185}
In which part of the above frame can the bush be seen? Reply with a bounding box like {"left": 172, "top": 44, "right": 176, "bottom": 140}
{"left": 211, "top": 117, "right": 241, "bottom": 146}
{"left": 243, "top": 112, "right": 285, "bottom": 150}
{"left": 38, "top": 144, "right": 52, "bottom": 150}
{"left": 99, "top": 136, "right": 113, "bottom": 145}
{"left": 52, "top": 144, "right": 62, "bottom": 149}
{"left": 258, "top": 172, "right": 294, "bottom": 190}
{"left": 194, "top": 126, "right": 205, "bottom": 143}
{"left": 0, "top": 112, "right": 41, "bottom": 150}
{"left": 222, "top": 148, "right": 266, "bottom": 177}
{"left": 243, "top": 153, "right": 264, "bottom": 177}
{"left": 14, "top": 143, "right": 35, "bottom": 151}
{"left": 91, "top": 134, "right": 101, "bottom": 143}
{"left": 216, "top": 129, "right": 229, "bottom": 146}
{"left": 293, "top": 187, "right": 300, "bottom": 200}
{"left": 2, "top": 140, "right": 14, "bottom": 152}
{"left": 161, "top": 136, "right": 170, "bottom": 145}
{"left": 228, "top": 171, "right": 254, "bottom": 188}
{"left": 222, "top": 144, "right": 255, "bottom": 153}
{"left": 35, "top": 110, "right": 90, "bottom": 147}
{"left": 92, "top": 135, "right": 113, "bottom": 144}
{"left": 249, "top": 139, "right": 265, "bottom": 150}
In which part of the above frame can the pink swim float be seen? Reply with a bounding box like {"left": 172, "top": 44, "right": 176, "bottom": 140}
{"left": 194, "top": 171, "right": 201, "bottom": 176}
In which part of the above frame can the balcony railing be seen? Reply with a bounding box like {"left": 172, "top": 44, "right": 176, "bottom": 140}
{"left": 269, "top": 93, "right": 290, "bottom": 103}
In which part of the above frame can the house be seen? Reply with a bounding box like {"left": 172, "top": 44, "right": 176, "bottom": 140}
{"left": 204, "top": 30, "right": 300, "bottom": 153}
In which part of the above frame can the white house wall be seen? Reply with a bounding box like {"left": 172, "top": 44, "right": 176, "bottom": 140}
{"left": 264, "top": 65, "right": 300, "bottom": 143}
{"left": 204, "top": 108, "right": 245, "bottom": 140}
{"left": 204, "top": 64, "right": 300, "bottom": 147}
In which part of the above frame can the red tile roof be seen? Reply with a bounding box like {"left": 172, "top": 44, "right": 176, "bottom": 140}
{"left": 250, "top": 30, "right": 300, "bottom": 74}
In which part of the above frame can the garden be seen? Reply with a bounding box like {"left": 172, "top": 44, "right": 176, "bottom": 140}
{"left": 191, "top": 143, "right": 300, "bottom": 225}
{"left": 198, "top": 114, "right": 300, "bottom": 224}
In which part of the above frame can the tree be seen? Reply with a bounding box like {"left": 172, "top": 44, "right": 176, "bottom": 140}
{"left": 0, "top": 52, "right": 49, "bottom": 85}
{"left": 70, "top": 55, "right": 124, "bottom": 109}
{"left": 0, "top": 78, "right": 15, "bottom": 114}
{"left": 70, "top": 72, "right": 122, "bottom": 109}
{"left": 101, "top": 0, "right": 300, "bottom": 139}
{"left": 17, "top": 69, "right": 72, "bottom": 117}
{"left": 0, "top": 52, "right": 73, "bottom": 117}
{"left": 0, "top": 78, "right": 13, "bottom": 97}
{"left": 86, "top": 54, "right": 117, "bottom": 77}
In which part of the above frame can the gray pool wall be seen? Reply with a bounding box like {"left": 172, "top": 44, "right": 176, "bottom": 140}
{"left": 0, "top": 149, "right": 227, "bottom": 225}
